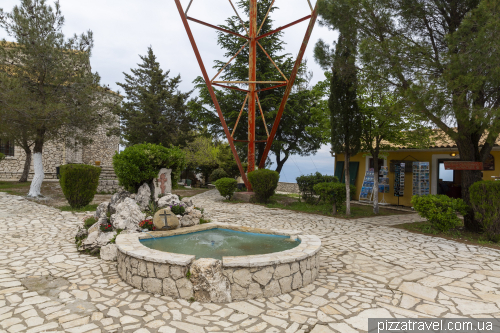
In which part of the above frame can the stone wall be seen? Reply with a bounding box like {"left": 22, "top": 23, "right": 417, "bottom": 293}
{"left": 0, "top": 114, "right": 120, "bottom": 180}
{"left": 82, "top": 124, "right": 119, "bottom": 167}
{"left": 97, "top": 179, "right": 124, "bottom": 194}
{"left": 0, "top": 141, "right": 64, "bottom": 180}
{"left": 276, "top": 182, "right": 300, "bottom": 194}
{"left": 117, "top": 251, "right": 194, "bottom": 299}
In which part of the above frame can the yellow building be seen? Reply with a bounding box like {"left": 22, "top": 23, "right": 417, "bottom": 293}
{"left": 334, "top": 139, "right": 500, "bottom": 207}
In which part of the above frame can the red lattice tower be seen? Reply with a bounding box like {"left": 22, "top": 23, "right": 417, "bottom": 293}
{"left": 174, "top": 0, "right": 319, "bottom": 189}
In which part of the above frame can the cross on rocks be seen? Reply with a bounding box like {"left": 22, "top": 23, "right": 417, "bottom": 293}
{"left": 160, "top": 210, "right": 172, "bottom": 228}
{"left": 157, "top": 173, "right": 168, "bottom": 195}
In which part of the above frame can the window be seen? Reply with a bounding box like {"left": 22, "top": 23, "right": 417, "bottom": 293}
{"left": 0, "top": 140, "right": 14, "bottom": 157}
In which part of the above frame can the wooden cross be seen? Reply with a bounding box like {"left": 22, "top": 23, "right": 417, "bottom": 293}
{"left": 160, "top": 210, "right": 172, "bottom": 228}
{"left": 157, "top": 173, "right": 168, "bottom": 194}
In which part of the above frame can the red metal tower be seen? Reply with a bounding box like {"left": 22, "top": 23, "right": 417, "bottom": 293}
{"left": 174, "top": 0, "right": 319, "bottom": 189}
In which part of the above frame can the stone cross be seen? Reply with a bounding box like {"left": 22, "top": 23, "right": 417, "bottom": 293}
{"left": 160, "top": 210, "right": 172, "bottom": 228}
{"left": 157, "top": 173, "right": 168, "bottom": 195}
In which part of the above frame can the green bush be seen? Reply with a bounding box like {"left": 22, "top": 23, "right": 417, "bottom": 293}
{"left": 248, "top": 169, "right": 280, "bottom": 203}
{"left": 296, "top": 172, "right": 338, "bottom": 203}
{"left": 171, "top": 203, "right": 186, "bottom": 216}
{"left": 113, "top": 143, "right": 185, "bottom": 193}
{"left": 210, "top": 168, "right": 229, "bottom": 183}
{"left": 470, "top": 181, "right": 500, "bottom": 242}
{"left": 214, "top": 178, "right": 237, "bottom": 200}
{"left": 59, "top": 164, "right": 101, "bottom": 208}
{"left": 313, "top": 182, "right": 356, "bottom": 214}
{"left": 0, "top": 153, "right": 5, "bottom": 162}
{"left": 411, "top": 195, "right": 468, "bottom": 232}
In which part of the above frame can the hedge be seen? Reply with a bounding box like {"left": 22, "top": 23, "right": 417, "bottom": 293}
{"left": 59, "top": 164, "right": 101, "bottom": 208}
{"left": 296, "top": 172, "right": 338, "bottom": 203}
{"left": 313, "top": 182, "right": 356, "bottom": 214}
{"left": 411, "top": 195, "right": 468, "bottom": 232}
{"left": 470, "top": 181, "right": 500, "bottom": 242}
{"left": 214, "top": 178, "right": 237, "bottom": 200}
{"left": 248, "top": 169, "right": 280, "bottom": 203}
{"left": 113, "top": 143, "right": 185, "bottom": 193}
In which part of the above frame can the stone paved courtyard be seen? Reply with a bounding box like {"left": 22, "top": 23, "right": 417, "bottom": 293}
{"left": 1, "top": 190, "right": 500, "bottom": 333}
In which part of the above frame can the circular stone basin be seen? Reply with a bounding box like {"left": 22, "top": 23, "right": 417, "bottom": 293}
{"left": 115, "top": 223, "right": 321, "bottom": 302}
{"left": 140, "top": 228, "right": 301, "bottom": 260}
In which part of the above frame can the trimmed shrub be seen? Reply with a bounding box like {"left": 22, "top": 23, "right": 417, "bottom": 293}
{"left": 214, "top": 178, "right": 237, "bottom": 200}
{"left": 411, "top": 195, "right": 468, "bottom": 232}
{"left": 59, "top": 164, "right": 101, "bottom": 208}
{"left": 113, "top": 143, "right": 185, "bottom": 193}
{"left": 210, "top": 168, "right": 229, "bottom": 183}
{"left": 313, "top": 182, "right": 356, "bottom": 214}
{"left": 470, "top": 181, "right": 500, "bottom": 242}
{"left": 296, "top": 172, "right": 338, "bottom": 203}
{"left": 248, "top": 169, "right": 280, "bottom": 203}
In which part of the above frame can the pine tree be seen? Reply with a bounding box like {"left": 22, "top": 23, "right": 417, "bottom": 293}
{"left": 0, "top": 0, "right": 118, "bottom": 197}
{"left": 316, "top": 32, "right": 362, "bottom": 216}
{"left": 117, "top": 47, "right": 194, "bottom": 148}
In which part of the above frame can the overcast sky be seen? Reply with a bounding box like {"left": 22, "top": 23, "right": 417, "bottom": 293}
{"left": 0, "top": 0, "right": 339, "bottom": 182}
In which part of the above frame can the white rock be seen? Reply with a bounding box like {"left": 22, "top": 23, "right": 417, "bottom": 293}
{"left": 108, "top": 191, "right": 131, "bottom": 215}
{"left": 190, "top": 258, "right": 232, "bottom": 303}
{"left": 182, "top": 197, "right": 194, "bottom": 207}
{"left": 94, "top": 201, "right": 109, "bottom": 220}
{"left": 135, "top": 183, "right": 151, "bottom": 211}
{"left": 179, "top": 215, "right": 199, "bottom": 228}
{"left": 157, "top": 194, "right": 181, "bottom": 208}
{"left": 100, "top": 244, "right": 117, "bottom": 261}
{"left": 110, "top": 198, "right": 146, "bottom": 230}
{"left": 96, "top": 230, "right": 117, "bottom": 247}
{"left": 82, "top": 231, "right": 98, "bottom": 247}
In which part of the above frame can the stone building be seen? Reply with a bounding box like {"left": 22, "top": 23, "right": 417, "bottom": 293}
{"left": 0, "top": 100, "right": 120, "bottom": 180}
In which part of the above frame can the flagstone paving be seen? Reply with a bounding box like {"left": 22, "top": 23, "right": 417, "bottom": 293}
{"left": 1, "top": 190, "right": 500, "bottom": 333}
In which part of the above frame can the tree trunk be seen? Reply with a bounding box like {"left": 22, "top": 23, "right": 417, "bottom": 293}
{"left": 455, "top": 130, "right": 492, "bottom": 232}
{"left": 274, "top": 150, "right": 290, "bottom": 174}
{"left": 19, "top": 146, "right": 32, "bottom": 183}
{"left": 27, "top": 132, "right": 45, "bottom": 198}
{"left": 372, "top": 154, "right": 379, "bottom": 214}
{"left": 345, "top": 152, "right": 350, "bottom": 216}
{"left": 332, "top": 202, "right": 337, "bottom": 216}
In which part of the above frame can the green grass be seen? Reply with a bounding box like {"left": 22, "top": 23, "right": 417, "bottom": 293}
{"left": 0, "top": 181, "right": 31, "bottom": 194}
{"left": 224, "top": 192, "right": 408, "bottom": 219}
{"left": 59, "top": 204, "right": 99, "bottom": 212}
{"left": 394, "top": 220, "right": 500, "bottom": 250}
{"left": 263, "top": 200, "right": 406, "bottom": 219}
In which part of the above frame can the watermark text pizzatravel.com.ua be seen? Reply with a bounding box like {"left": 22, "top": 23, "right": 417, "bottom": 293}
{"left": 368, "top": 318, "right": 500, "bottom": 333}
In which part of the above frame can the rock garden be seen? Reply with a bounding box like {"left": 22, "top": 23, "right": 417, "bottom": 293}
{"left": 76, "top": 179, "right": 208, "bottom": 262}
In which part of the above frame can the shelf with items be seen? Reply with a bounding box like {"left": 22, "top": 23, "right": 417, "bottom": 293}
{"left": 359, "top": 168, "right": 375, "bottom": 203}
{"left": 394, "top": 162, "right": 406, "bottom": 197}
{"left": 412, "top": 162, "right": 430, "bottom": 196}
{"left": 378, "top": 166, "right": 390, "bottom": 205}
